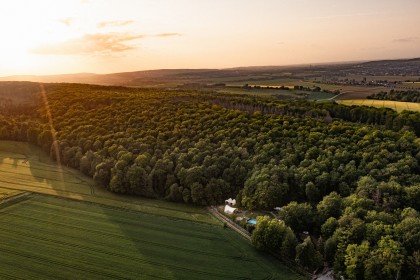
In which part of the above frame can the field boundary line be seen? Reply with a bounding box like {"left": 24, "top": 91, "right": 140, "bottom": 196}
{"left": 0, "top": 191, "right": 32, "bottom": 210}
{"left": 327, "top": 92, "right": 342, "bottom": 100}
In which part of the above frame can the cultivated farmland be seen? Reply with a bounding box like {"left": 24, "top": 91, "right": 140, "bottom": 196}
{"left": 0, "top": 141, "right": 216, "bottom": 224}
{"left": 218, "top": 86, "right": 336, "bottom": 100}
{"left": 0, "top": 187, "right": 22, "bottom": 199}
{"left": 336, "top": 99, "right": 420, "bottom": 112}
{"left": 0, "top": 194, "right": 299, "bottom": 279}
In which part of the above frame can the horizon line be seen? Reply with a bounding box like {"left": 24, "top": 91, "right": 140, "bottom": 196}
{"left": 1, "top": 56, "right": 419, "bottom": 78}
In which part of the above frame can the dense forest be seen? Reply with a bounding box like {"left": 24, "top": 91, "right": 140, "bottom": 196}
{"left": 367, "top": 89, "right": 420, "bottom": 103}
{"left": 0, "top": 82, "right": 419, "bottom": 279}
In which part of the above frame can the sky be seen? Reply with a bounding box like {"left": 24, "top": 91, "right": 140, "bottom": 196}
{"left": 0, "top": 0, "right": 419, "bottom": 76}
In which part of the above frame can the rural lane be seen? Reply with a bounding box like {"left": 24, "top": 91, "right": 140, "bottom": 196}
{"left": 208, "top": 206, "right": 251, "bottom": 241}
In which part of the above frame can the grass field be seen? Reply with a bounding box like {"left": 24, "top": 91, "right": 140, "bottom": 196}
{"left": 0, "top": 194, "right": 300, "bottom": 279}
{"left": 218, "top": 86, "right": 336, "bottom": 100}
{"left": 307, "top": 91, "right": 336, "bottom": 100}
{"left": 0, "top": 141, "right": 216, "bottom": 224}
{"left": 0, "top": 187, "right": 22, "bottom": 199}
{"left": 336, "top": 99, "right": 420, "bottom": 112}
{"left": 225, "top": 78, "right": 299, "bottom": 86}
{"left": 401, "top": 82, "right": 420, "bottom": 89}
{"left": 219, "top": 87, "right": 303, "bottom": 99}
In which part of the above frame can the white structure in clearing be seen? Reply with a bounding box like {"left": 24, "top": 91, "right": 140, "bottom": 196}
{"left": 224, "top": 205, "right": 237, "bottom": 214}
{"left": 225, "top": 198, "right": 236, "bottom": 206}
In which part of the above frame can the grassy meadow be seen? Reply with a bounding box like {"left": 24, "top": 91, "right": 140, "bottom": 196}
{"left": 336, "top": 99, "right": 420, "bottom": 112}
{"left": 401, "top": 82, "right": 420, "bottom": 89}
{"left": 0, "top": 141, "right": 216, "bottom": 224}
{"left": 218, "top": 86, "right": 336, "bottom": 100}
{"left": 218, "top": 87, "right": 306, "bottom": 99}
{"left": 0, "top": 187, "right": 22, "bottom": 199}
{"left": 0, "top": 194, "right": 300, "bottom": 279}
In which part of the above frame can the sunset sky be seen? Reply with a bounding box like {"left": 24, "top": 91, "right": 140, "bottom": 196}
{"left": 1, "top": 0, "right": 419, "bottom": 76}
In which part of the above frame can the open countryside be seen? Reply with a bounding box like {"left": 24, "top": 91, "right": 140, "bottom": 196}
{"left": 0, "top": 1, "right": 420, "bottom": 278}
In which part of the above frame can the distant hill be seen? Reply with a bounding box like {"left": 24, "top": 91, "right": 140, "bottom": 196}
{"left": 0, "top": 73, "right": 114, "bottom": 85}
{"left": 346, "top": 57, "right": 420, "bottom": 76}
{"left": 360, "top": 57, "right": 420, "bottom": 66}
{"left": 1, "top": 57, "right": 419, "bottom": 87}
{"left": 0, "top": 69, "right": 223, "bottom": 86}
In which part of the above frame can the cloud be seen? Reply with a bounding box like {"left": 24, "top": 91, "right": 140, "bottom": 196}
{"left": 32, "top": 33, "right": 144, "bottom": 55}
{"left": 97, "top": 20, "right": 134, "bottom": 28}
{"left": 154, "top": 33, "right": 181, "bottom": 37}
{"left": 393, "top": 37, "right": 419, "bottom": 43}
{"left": 308, "top": 13, "right": 377, "bottom": 20}
{"left": 58, "top": 17, "right": 73, "bottom": 26}
{"left": 32, "top": 32, "right": 181, "bottom": 55}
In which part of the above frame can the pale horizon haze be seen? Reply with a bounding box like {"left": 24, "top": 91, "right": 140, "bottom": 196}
{"left": 1, "top": 0, "right": 419, "bottom": 76}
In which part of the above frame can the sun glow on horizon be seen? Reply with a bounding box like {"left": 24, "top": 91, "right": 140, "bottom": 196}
{"left": 0, "top": 0, "right": 419, "bottom": 76}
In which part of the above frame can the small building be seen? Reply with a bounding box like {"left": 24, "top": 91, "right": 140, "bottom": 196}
{"left": 225, "top": 198, "right": 236, "bottom": 206}
{"left": 224, "top": 205, "right": 237, "bottom": 214}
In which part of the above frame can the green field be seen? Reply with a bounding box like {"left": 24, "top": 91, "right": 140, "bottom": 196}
{"left": 307, "top": 91, "right": 336, "bottom": 100}
{"left": 225, "top": 78, "right": 299, "bottom": 86}
{"left": 219, "top": 87, "right": 303, "bottom": 99}
{"left": 0, "top": 141, "right": 216, "bottom": 224}
{"left": 219, "top": 86, "right": 335, "bottom": 100}
{"left": 0, "top": 194, "right": 300, "bottom": 279}
{"left": 336, "top": 99, "right": 420, "bottom": 112}
{"left": 0, "top": 187, "right": 22, "bottom": 199}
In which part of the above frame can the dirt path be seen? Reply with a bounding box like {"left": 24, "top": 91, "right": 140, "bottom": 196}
{"left": 208, "top": 206, "right": 251, "bottom": 241}
{"left": 327, "top": 92, "right": 343, "bottom": 100}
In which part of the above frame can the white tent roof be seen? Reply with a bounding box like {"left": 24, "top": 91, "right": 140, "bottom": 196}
{"left": 224, "top": 205, "right": 237, "bottom": 214}
{"left": 225, "top": 198, "right": 236, "bottom": 206}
